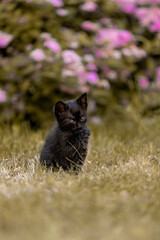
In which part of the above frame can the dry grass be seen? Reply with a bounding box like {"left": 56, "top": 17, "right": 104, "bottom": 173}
{"left": 0, "top": 117, "right": 160, "bottom": 240}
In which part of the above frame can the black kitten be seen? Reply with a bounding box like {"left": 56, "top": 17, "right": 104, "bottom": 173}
{"left": 40, "top": 93, "right": 90, "bottom": 171}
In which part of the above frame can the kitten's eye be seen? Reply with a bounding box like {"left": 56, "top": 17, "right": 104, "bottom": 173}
{"left": 80, "top": 117, "right": 85, "bottom": 122}
{"left": 70, "top": 119, "right": 75, "bottom": 124}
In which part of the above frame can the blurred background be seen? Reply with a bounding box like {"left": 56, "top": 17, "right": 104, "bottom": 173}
{"left": 0, "top": 0, "right": 160, "bottom": 128}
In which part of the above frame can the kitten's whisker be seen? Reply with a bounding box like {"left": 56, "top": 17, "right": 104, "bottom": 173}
{"left": 66, "top": 140, "right": 84, "bottom": 162}
{"left": 65, "top": 157, "right": 81, "bottom": 168}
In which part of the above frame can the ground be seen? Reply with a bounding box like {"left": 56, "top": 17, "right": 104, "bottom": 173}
{"left": 0, "top": 116, "right": 160, "bottom": 240}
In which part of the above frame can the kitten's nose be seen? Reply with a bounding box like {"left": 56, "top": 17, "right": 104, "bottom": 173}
{"left": 77, "top": 123, "right": 81, "bottom": 128}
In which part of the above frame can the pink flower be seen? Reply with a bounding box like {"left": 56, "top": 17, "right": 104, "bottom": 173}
{"left": 101, "top": 67, "right": 117, "bottom": 80}
{"left": 62, "top": 50, "right": 81, "bottom": 64}
{"left": 56, "top": 9, "right": 69, "bottom": 16}
{"left": 80, "top": 2, "right": 98, "bottom": 12}
{"left": 0, "top": 89, "right": 7, "bottom": 103}
{"left": 122, "top": 45, "right": 146, "bottom": 58}
{"left": 44, "top": 39, "right": 61, "bottom": 52}
{"left": 62, "top": 50, "right": 85, "bottom": 79}
{"left": 121, "top": 4, "right": 136, "bottom": 14}
{"left": 0, "top": 31, "right": 13, "bottom": 48}
{"left": 81, "top": 21, "right": 99, "bottom": 32}
{"left": 131, "top": 46, "right": 146, "bottom": 58}
{"left": 95, "top": 49, "right": 103, "bottom": 58}
{"left": 87, "top": 63, "right": 97, "bottom": 71}
{"left": 85, "top": 72, "right": 99, "bottom": 84}
{"left": 117, "top": 0, "right": 160, "bottom": 32}
{"left": 83, "top": 54, "right": 95, "bottom": 62}
{"left": 117, "top": 0, "right": 136, "bottom": 14}
{"left": 138, "top": 76, "right": 149, "bottom": 89}
{"left": 46, "top": 0, "right": 63, "bottom": 7}
{"left": 30, "top": 49, "right": 46, "bottom": 61}
{"left": 95, "top": 48, "right": 122, "bottom": 59}
{"left": 96, "top": 29, "right": 135, "bottom": 47}
{"left": 136, "top": 7, "right": 160, "bottom": 29}
{"left": 25, "top": 44, "right": 33, "bottom": 51}
{"left": 99, "top": 18, "right": 112, "bottom": 26}
{"left": 150, "top": 21, "right": 160, "bottom": 32}
{"left": 113, "top": 30, "right": 135, "bottom": 47}
{"left": 139, "top": 0, "right": 160, "bottom": 3}
{"left": 62, "top": 69, "right": 77, "bottom": 77}
{"left": 40, "top": 32, "right": 52, "bottom": 40}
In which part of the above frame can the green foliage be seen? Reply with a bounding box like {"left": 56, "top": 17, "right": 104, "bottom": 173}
{"left": 0, "top": 1, "right": 65, "bottom": 127}
{"left": 0, "top": 0, "right": 160, "bottom": 127}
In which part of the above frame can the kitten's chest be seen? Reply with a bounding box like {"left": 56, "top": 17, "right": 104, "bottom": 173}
{"left": 68, "top": 129, "right": 89, "bottom": 147}
{"left": 57, "top": 128, "right": 89, "bottom": 149}
{"left": 68, "top": 132, "right": 83, "bottom": 145}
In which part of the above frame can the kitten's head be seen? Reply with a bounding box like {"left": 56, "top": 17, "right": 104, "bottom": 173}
{"left": 54, "top": 93, "right": 88, "bottom": 131}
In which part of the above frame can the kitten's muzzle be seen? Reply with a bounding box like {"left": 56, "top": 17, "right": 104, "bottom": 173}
{"left": 77, "top": 122, "right": 82, "bottom": 129}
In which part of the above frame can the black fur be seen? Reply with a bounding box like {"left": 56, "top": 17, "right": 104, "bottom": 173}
{"left": 40, "top": 93, "right": 90, "bottom": 171}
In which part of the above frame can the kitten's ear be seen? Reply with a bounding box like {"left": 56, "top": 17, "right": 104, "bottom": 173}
{"left": 54, "top": 101, "right": 68, "bottom": 116}
{"left": 76, "top": 93, "right": 87, "bottom": 108}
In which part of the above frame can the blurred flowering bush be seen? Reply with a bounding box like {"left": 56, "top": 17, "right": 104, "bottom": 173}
{"left": 0, "top": 0, "right": 160, "bottom": 126}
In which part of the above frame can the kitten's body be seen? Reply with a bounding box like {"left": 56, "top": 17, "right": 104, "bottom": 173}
{"left": 40, "top": 94, "right": 90, "bottom": 171}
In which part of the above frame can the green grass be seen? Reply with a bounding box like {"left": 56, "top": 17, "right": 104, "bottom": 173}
{"left": 0, "top": 117, "right": 160, "bottom": 240}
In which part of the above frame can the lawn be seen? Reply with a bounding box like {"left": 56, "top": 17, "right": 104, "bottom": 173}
{"left": 0, "top": 117, "right": 160, "bottom": 240}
